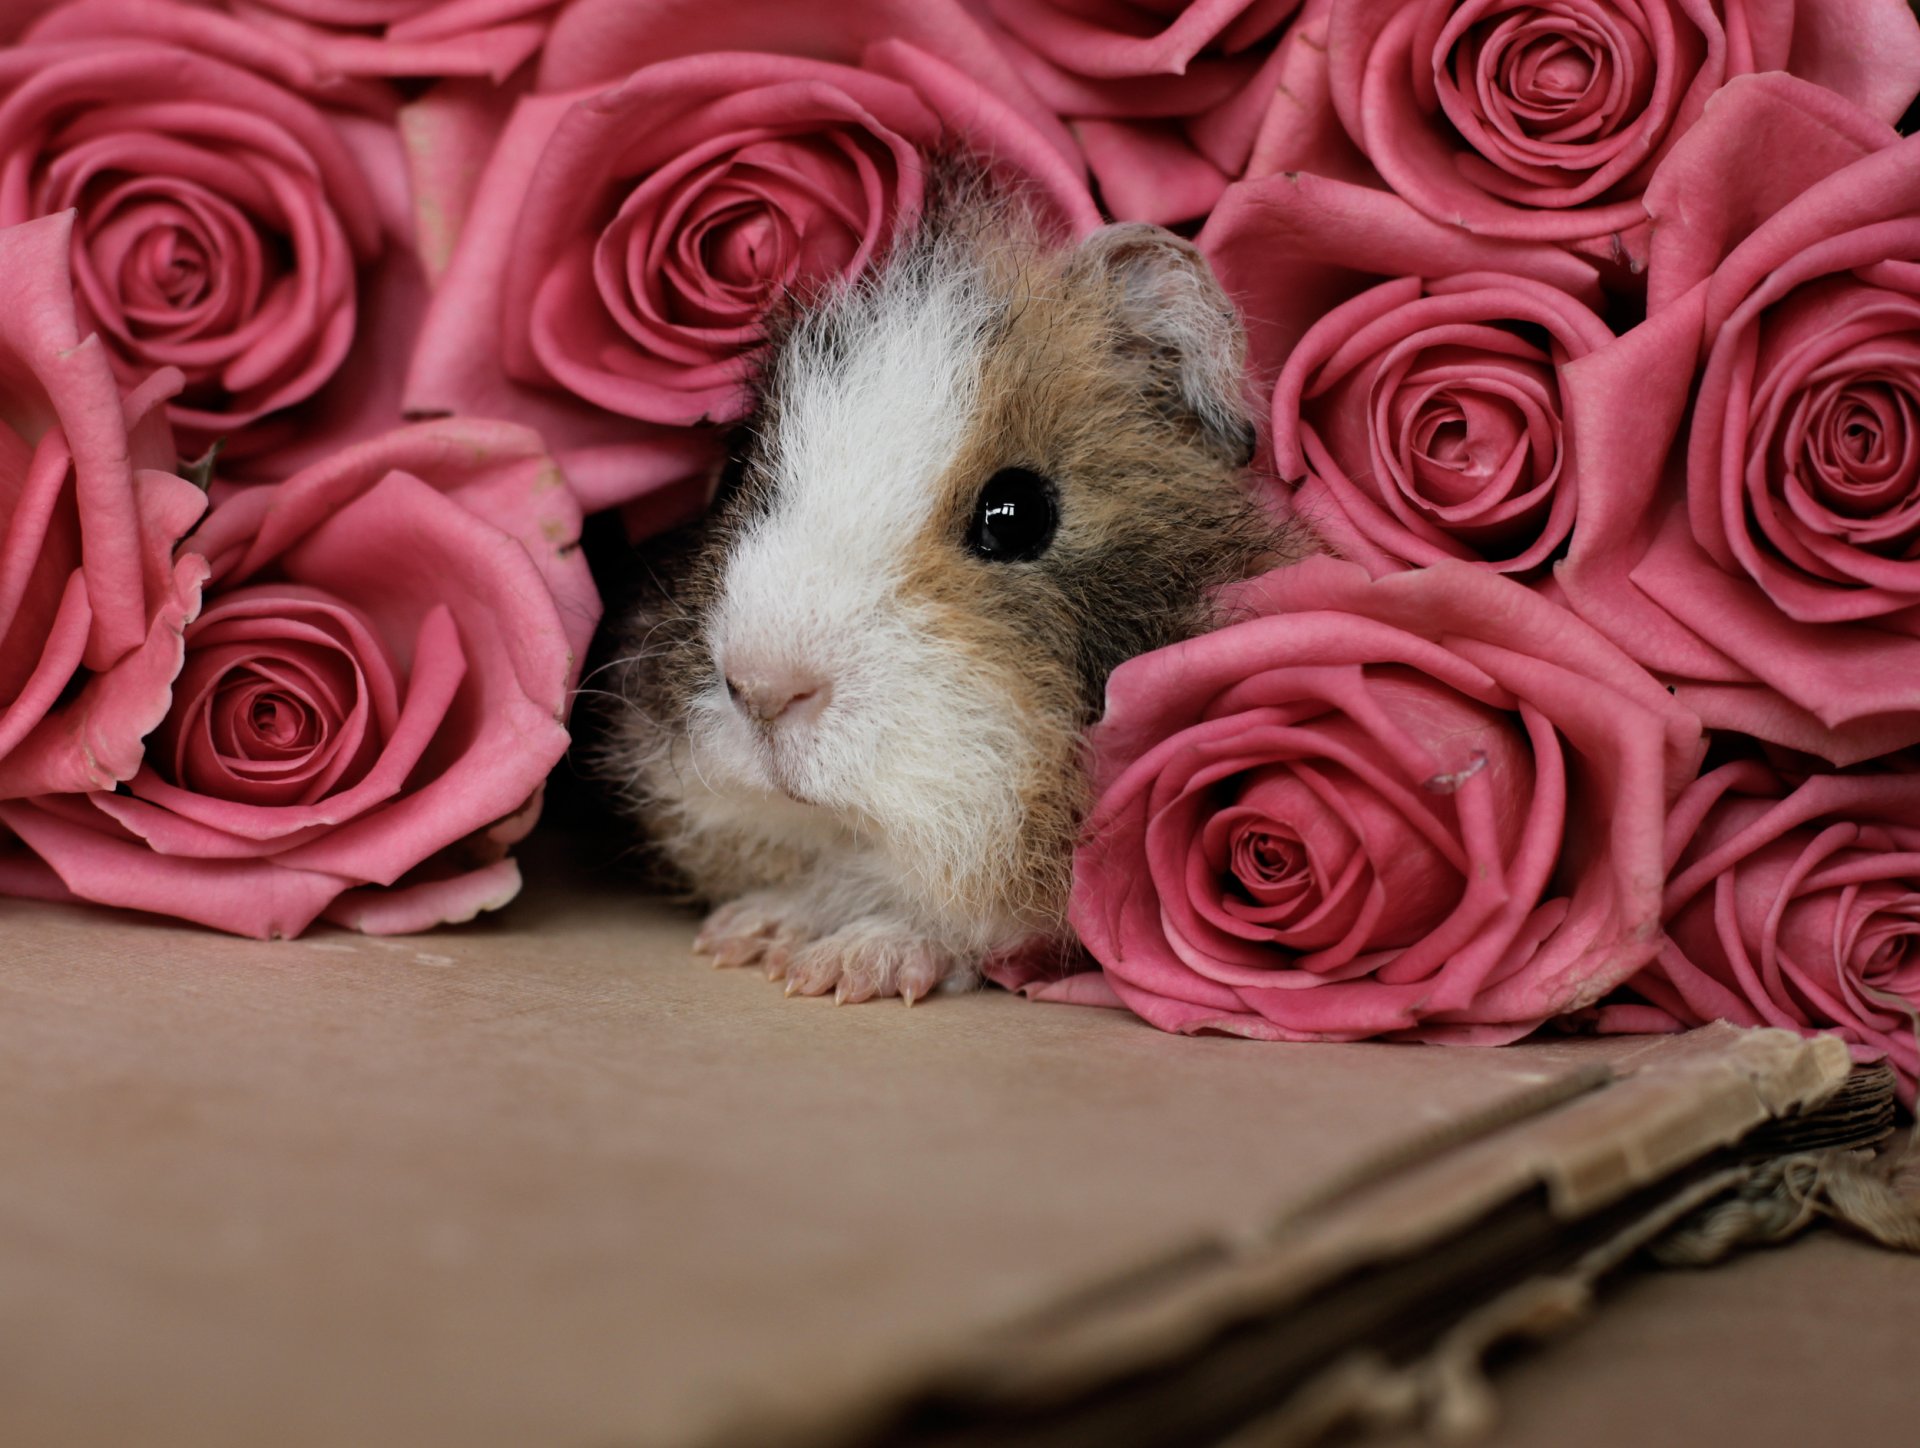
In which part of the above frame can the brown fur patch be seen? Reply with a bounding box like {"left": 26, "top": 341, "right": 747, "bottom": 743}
{"left": 888, "top": 216, "right": 1288, "bottom": 930}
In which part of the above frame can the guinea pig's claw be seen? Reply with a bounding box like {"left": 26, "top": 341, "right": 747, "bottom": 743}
{"left": 895, "top": 958, "right": 942, "bottom": 1007}
{"left": 837, "top": 974, "right": 881, "bottom": 1006}
{"left": 784, "top": 954, "right": 837, "bottom": 998}
{"left": 714, "top": 936, "right": 767, "bottom": 969}
{"left": 691, "top": 906, "right": 747, "bottom": 958}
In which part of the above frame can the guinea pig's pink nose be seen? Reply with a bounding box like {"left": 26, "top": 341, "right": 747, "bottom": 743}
{"left": 725, "top": 666, "right": 832, "bottom": 726}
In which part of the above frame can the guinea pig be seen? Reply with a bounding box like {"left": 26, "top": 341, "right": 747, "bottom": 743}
{"left": 596, "top": 182, "right": 1298, "bottom": 1004}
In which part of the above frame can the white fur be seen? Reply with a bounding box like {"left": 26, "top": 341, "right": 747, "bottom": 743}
{"left": 672, "top": 239, "right": 1036, "bottom": 953}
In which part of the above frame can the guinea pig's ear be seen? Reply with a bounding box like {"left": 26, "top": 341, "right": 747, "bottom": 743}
{"left": 1074, "top": 222, "right": 1256, "bottom": 465}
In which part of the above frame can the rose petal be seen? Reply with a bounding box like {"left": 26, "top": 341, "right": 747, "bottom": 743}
{"left": 321, "top": 855, "right": 523, "bottom": 932}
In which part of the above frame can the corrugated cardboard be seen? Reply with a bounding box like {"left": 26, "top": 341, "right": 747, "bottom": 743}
{"left": 0, "top": 835, "right": 1863, "bottom": 1448}
{"left": 1373, "top": 1230, "right": 1920, "bottom": 1448}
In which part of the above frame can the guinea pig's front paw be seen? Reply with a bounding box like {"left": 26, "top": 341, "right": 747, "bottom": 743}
{"left": 782, "top": 919, "right": 969, "bottom": 1007}
{"left": 693, "top": 891, "right": 822, "bottom": 974}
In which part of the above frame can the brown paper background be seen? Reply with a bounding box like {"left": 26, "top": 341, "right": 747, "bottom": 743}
{"left": 0, "top": 837, "right": 1891, "bottom": 1447}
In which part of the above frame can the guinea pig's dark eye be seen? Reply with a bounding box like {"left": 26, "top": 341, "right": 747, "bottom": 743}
{"left": 966, "top": 467, "right": 1058, "bottom": 562}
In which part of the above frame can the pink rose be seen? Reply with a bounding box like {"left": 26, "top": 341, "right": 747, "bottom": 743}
{"left": 8, "top": 1, "right": 420, "bottom": 470}
{"left": 0, "top": 419, "right": 599, "bottom": 938}
{"left": 407, "top": 4, "right": 1098, "bottom": 514}
{"left": 1325, "top": 0, "right": 1920, "bottom": 264}
{"left": 1065, "top": 557, "right": 1702, "bottom": 1042}
{"left": 0, "top": 1, "right": 58, "bottom": 41}
{"left": 1272, "top": 270, "right": 1615, "bottom": 574}
{"left": 0, "top": 211, "right": 207, "bottom": 801}
{"left": 1603, "top": 759, "right": 1920, "bottom": 1104}
{"left": 1559, "top": 77, "right": 1920, "bottom": 764}
{"left": 1686, "top": 240, "right": 1920, "bottom": 628}
{"left": 970, "top": 0, "right": 1307, "bottom": 223}
{"left": 1195, "top": 169, "right": 1603, "bottom": 473}
{"left": 220, "top": 0, "right": 557, "bottom": 80}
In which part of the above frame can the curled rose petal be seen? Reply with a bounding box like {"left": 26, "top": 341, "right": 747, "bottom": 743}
{"left": 1197, "top": 170, "right": 1602, "bottom": 408}
{"left": 0, "top": 211, "right": 206, "bottom": 802}
{"left": 537, "top": 0, "right": 1067, "bottom": 125}
{"left": 975, "top": 0, "right": 1309, "bottom": 224}
{"left": 323, "top": 856, "right": 524, "bottom": 934}
{"left": 225, "top": 0, "right": 557, "bottom": 81}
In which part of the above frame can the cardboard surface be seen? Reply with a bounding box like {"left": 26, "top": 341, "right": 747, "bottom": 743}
{"left": 938, "top": 1025, "right": 1852, "bottom": 1422}
{"left": 0, "top": 836, "right": 1871, "bottom": 1447}
{"left": 1374, "top": 1229, "right": 1920, "bottom": 1448}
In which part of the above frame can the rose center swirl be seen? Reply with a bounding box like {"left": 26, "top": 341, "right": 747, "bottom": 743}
{"left": 1848, "top": 886, "right": 1920, "bottom": 1000}
{"left": 150, "top": 590, "right": 396, "bottom": 810}
{"left": 1435, "top": 1, "right": 1658, "bottom": 180}
{"left": 1752, "top": 292, "right": 1920, "bottom": 573}
{"left": 1375, "top": 337, "right": 1565, "bottom": 541}
{"left": 601, "top": 128, "right": 884, "bottom": 346}
{"left": 1800, "top": 377, "right": 1920, "bottom": 526}
{"left": 136, "top": 226, "right": 211, "bottom": 311}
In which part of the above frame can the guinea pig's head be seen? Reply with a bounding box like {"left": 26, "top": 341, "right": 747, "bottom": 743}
{"left": 667, "top": 208, "right": 1280, "bottom": 946}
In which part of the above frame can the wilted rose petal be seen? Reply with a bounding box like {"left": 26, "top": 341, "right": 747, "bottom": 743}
{"left": 0, "top": 212, "right": 206, "bottom": 802}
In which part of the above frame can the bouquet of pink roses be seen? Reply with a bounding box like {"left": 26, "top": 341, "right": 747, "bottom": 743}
{"left": 2, "top": 0, "right": 1918, "bottom": 1100}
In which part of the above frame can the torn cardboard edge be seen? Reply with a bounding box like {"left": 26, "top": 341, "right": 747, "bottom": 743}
{"left": 717, "top": 1026, "right": 1869, "bottom": 1448}
{"left": 1216, "top": 1165, "right": 1750, "bottom": 1448}
{"left": 1242, "top": 1070, "right": 1912, "bottom": 1448}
